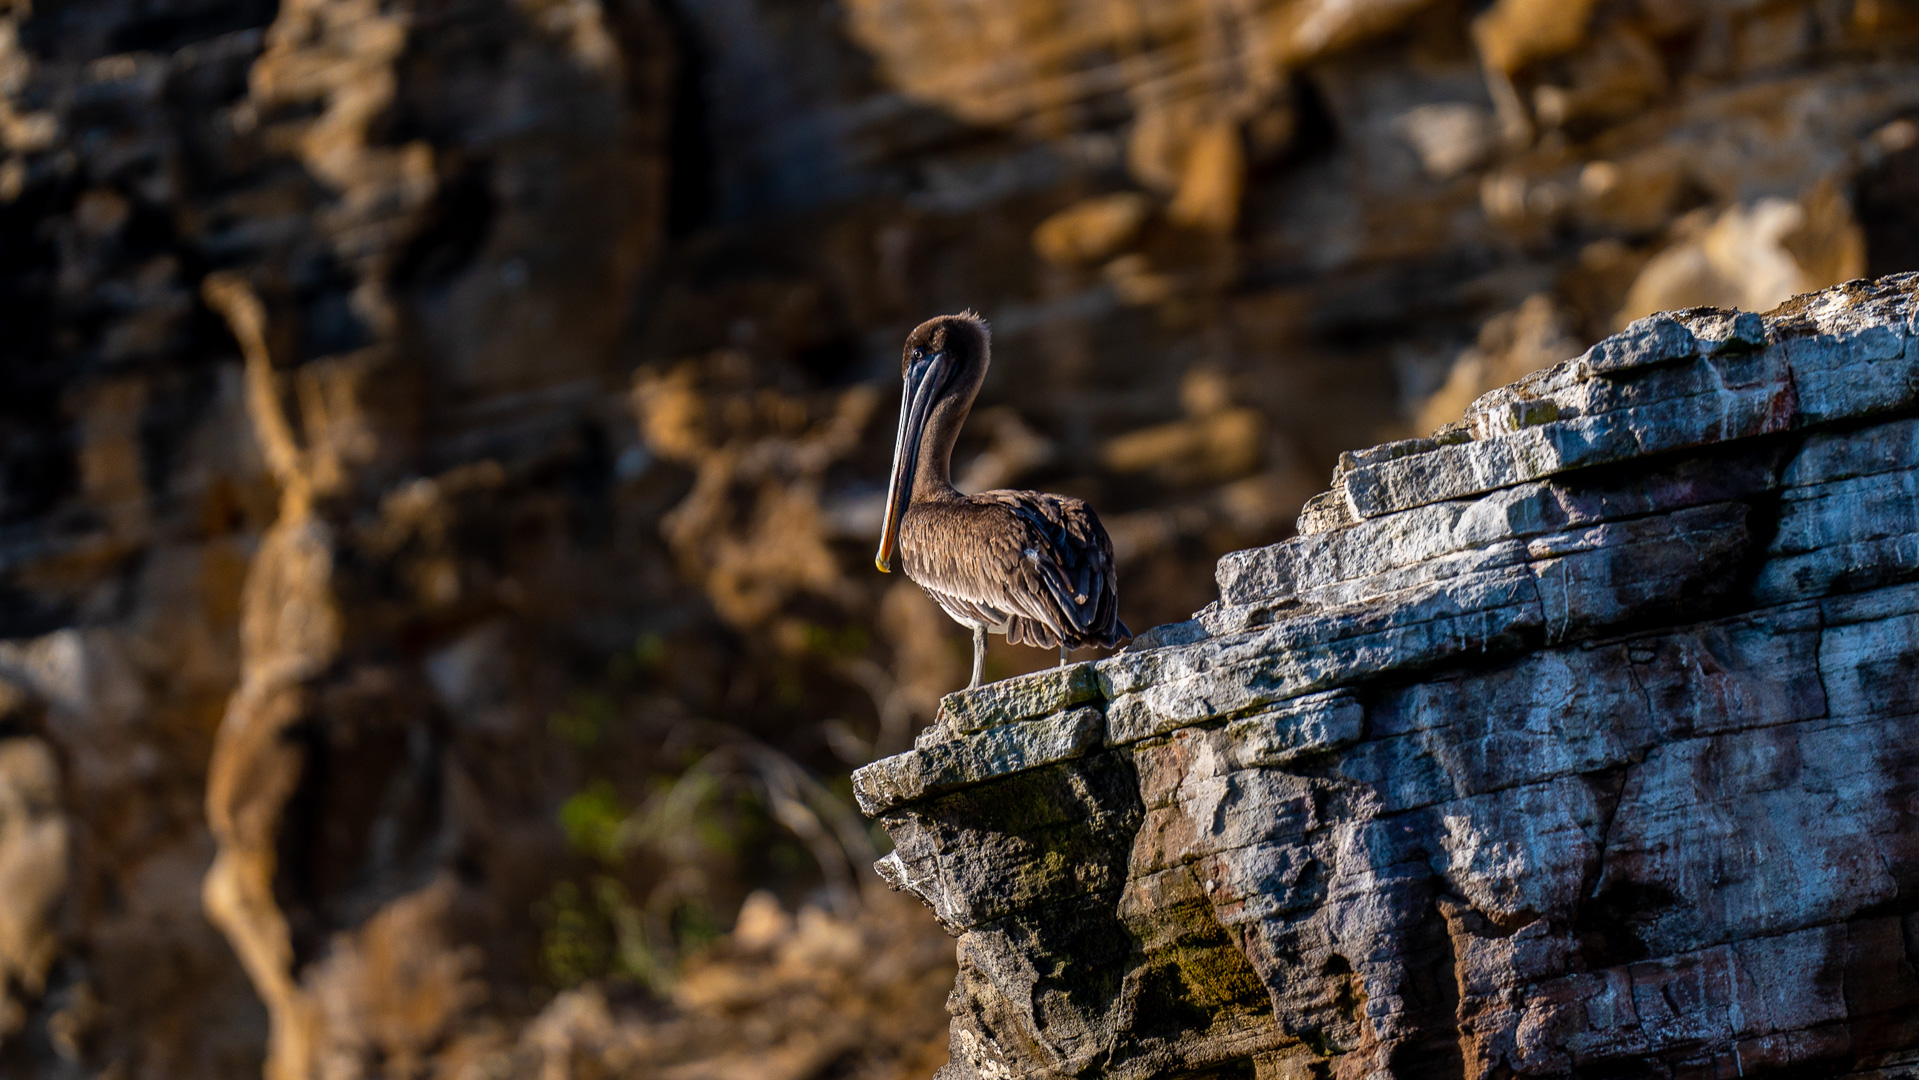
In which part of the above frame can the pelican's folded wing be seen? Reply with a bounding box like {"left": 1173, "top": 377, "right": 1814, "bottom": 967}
{"left": 983, "top": 491, "right": 1127, "bottom": 649}
{"left": 900, "top": 491, "right": 1129, "bottom": 650}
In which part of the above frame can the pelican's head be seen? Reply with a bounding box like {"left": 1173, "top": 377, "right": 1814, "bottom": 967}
{"left": 875, "top": 311, "right": 991, "bottom": 573}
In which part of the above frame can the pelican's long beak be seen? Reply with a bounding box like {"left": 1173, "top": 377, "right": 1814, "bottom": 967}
{"left": 876, "top": 351, "right": 947, "bottom": 573}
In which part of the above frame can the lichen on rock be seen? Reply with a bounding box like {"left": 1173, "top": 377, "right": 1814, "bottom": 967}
{"left": 858, "top": 274, "right": 1919, "bottom": 1079}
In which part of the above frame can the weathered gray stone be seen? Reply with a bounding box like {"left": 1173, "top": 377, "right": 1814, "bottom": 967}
{"left": 1784, "top": 324, "right": 1918, "bottom": 424}
{"left": 936, "top": 661, "right": 1102, "bottom": 734}
{"left": 875, "top": 749, "right": 1140, "bottom": 934}
{"left": 1680, "top": 307, "right": 1769, "bottom": 355}
{"left": 1225, "top": 450, "right": 1780, "bottom": 619}
{"left": 854, "top": 706, "right": 1104, "bottom": 813}
{"left": 1576, "top": 313, "right": 1699, "bottom": 375}
{"left": 1121, "top": 618, "right": 1210, "bottom": 651}
{"left": 1293, "top": 487, "right": 1358, "bottom": 535}
{"left": 1213, "top": 543, "right": 1298, "bottom": 607}
{"left": 1223, "top": 691, "right": 1364, "bottom": 768}
{"left": 1341, "top": 369, "right": 1796, "bottom": 520}
{"left": 865, "top": 279, "right": 1919, "bottom": 1080}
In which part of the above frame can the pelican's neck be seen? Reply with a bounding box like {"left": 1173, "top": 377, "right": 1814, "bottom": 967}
{"left": 911, "top": 378, "right": 977, "bottom": 502}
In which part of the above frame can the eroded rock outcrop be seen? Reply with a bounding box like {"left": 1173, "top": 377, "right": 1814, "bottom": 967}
{"left": 858, "top": 275, "right": 1919, "bottom": 1080}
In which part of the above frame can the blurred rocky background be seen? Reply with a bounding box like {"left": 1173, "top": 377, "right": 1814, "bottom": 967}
{"left": 0, "top": 0, "right": 1916, "bottom": 1075}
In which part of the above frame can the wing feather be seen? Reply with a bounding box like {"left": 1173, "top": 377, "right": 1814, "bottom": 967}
{"left": 899, "top": 490, "right": 1128, "bottom": 650}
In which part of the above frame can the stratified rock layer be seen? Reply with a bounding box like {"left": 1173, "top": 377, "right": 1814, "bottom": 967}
{"left": 858, "top": 275, "right": 1919, "bottom": 1080}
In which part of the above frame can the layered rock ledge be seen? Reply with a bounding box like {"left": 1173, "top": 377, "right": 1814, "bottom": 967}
{"left": 855, "top": 275, "right": 1919, "bottom": 1080}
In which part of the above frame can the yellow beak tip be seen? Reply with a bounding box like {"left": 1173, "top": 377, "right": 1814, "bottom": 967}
{"left": 875, "top": 557, "right": 892, "bottom": 573}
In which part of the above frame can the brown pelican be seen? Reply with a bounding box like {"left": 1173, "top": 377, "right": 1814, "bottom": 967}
{"left": 875, "top": 312, "right": 1131, "bottom": 689}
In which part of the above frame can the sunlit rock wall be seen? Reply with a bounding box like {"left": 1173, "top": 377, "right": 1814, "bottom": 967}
{"left": 859, "top": 275, "right": 1919, "bottom": 1080}
{"left": 0, "top": 0, "right": 671, "bottom": 1070}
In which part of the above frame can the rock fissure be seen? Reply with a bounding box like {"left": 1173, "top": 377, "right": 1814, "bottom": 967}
{"left": 859, "top": 276, "right": 1919, "bottom": 1079}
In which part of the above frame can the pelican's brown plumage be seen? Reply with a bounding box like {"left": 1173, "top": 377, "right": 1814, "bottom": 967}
{"left": 875, "top": 311, "right": 1131, "bottom": 689}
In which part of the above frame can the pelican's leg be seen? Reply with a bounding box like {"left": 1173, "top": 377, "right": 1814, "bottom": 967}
{"left": 969, "top": 625, "right": 986, "bottom": 690}
{"left": 1059, "top": 644, "right": 1070, "bottom": 668}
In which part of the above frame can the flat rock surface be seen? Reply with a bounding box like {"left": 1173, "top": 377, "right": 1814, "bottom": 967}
{"left": 863, "top": 276, "right": 1919, "bottom": 1080}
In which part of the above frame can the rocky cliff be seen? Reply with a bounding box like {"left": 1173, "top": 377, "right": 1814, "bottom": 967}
{"left": 858, "top": 275, "right": 1919, "bottom": 1080}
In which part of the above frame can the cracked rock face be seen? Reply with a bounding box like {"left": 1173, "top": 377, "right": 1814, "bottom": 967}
{"left": 858, "top": 275, "right": 1919, "bottom": 1080}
